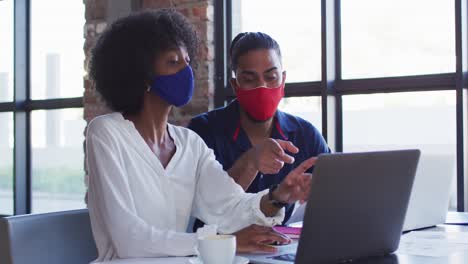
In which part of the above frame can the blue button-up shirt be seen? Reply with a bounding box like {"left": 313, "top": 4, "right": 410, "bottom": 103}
{"left": 188, "top": 100, "right": 330, "bottom": 227}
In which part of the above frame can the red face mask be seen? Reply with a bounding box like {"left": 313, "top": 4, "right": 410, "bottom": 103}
{"left": 235, "top": 82, "right": 285, "bottom": 121}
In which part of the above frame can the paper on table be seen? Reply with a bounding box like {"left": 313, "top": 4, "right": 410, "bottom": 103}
{"left": 286, "top": 202, "right": 307, "bottom": 225}
{"left": 396, "top": 231, "right": 468, "bottom": 257}
{"left": 405, "top": 231, "right": 468, "bottom": 243}
{"left": 273, "top": 226, "right": 301, "bottom": 239}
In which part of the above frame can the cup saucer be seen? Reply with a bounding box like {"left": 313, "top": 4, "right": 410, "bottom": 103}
{"left": 188, "top": 256, "right": 249, "bottom": 264}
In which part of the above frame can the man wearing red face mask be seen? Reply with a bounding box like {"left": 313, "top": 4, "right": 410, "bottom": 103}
{"left": 189, "top": 32, "right": 330, "bottom": 230}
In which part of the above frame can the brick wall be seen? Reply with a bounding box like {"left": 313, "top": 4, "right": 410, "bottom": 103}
{"left": 83, "top": 0, "right": 215, "bottom": 126}
{"left": 83, "top": 0, "right": 108, "bottom": 123}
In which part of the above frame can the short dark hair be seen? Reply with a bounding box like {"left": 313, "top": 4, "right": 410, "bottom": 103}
{"left": 89, "top": 9, "right": 198, "bottom": 115}
{"left": 230, "top": 32, "right": 282, "bottom": 72}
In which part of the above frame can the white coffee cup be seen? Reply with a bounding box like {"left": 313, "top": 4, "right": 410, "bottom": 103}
{"left": 198, "top": 234, "right": 236, "bottom": 264}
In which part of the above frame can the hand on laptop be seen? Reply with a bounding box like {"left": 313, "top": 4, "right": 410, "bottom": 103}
{"left": 272, "top": 157, "right": 316, "bottom": 204}
{"left": 234, "top": 224, "right": 291, "bottom": 253}
{"left": 251, "top": 139, "right": 299, "bottom": 174}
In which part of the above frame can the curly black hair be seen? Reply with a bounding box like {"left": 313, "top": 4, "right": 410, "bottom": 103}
{"left": 89, "top": 9, "right": 198, "bottom": 115}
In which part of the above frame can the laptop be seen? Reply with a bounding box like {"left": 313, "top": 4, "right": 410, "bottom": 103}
{"left": 241, "top": 149, "right": 420, "bottom": 264}
{"left": 403, "top": 154, "right": 455, "bottom": 231}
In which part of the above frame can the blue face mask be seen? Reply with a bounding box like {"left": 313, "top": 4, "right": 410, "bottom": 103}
{"left": 148, "top": 65, "right": 194, "bottom": 107}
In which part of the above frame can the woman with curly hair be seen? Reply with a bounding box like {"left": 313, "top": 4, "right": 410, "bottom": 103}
{"left": 85, "top": 9, "right": 315, "bottom": 261}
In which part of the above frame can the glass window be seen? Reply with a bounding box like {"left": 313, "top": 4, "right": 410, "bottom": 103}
{"left": 31, "top": 108, "right": 86, "bottom": 213}
{"left": 464, "top": 89, "right": 468, "bottom": 209}
{"left": 0, "top": 112, "right": 14, "bottom": 215}
{"left": 278, "top": 96, "right": 322, "bottom": 133}
{"left": 343, "top": 91, "right": 457, "bottom": 210}
{"left": 30, "top": 0, "right": 85, "bottom": 99}
{"left": 0, "top": 0, "right": 14, "bottom": 102}
{"left": 341, "top": 0, "right": 455, "bottom": 79}
{"left": 232, "top": 0, "right": 321, "bottom": 82}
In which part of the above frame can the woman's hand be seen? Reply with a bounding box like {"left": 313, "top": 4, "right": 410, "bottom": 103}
{"left": 273, "top": 157, "right": 316, "bottom": 204}
{"left": 233, "top": 225, "right": 291, "bottom": 253}
{"left": 251, "top": 139, "right": 299, "bottom": 174}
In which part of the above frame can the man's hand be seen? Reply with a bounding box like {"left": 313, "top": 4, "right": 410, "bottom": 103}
{"left": 252, "top": 139, "right": 299, "bottom": 174}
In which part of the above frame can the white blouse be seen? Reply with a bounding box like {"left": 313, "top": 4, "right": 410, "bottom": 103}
{"left": 85, "top": 113, "right": 284, "bottom": 262}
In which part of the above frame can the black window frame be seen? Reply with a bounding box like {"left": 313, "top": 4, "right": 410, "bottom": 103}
{"left": 0, "top": 0, "right": 84, "bottom": 217}
{"left": 215, "top": 0, "right": 467, "bottom": 211}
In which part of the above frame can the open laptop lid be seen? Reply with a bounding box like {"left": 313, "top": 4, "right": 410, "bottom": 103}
{"left": 296, "top": 150, "right": 420, "bottom": 264}
{"left": 403, "top": 154, "right": 455, "bottom": 231}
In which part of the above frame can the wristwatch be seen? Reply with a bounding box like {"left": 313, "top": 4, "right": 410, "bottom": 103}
{"left": 268, "top": 184, "right": 289, "bottom": 208}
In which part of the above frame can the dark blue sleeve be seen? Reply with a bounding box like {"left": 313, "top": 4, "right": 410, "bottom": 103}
{"left": 309, "top": 124, "right": 331, "bottom": 155}
{"left": 297, "top": 120, "right": 330, "bottom": 174}
{"left": 188, "top": 113, "right": 231, "bottom": 172}
{"left": 187, "top": 115, "right": 216, "bottom": 150}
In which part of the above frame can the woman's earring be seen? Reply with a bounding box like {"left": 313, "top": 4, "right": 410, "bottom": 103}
{"left": 146, "top": 86, "right": 151, "bottom": 92}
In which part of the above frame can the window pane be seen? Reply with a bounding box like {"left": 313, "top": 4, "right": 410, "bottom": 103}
{"left": 464, "top": 89, "right": 467, "bottom": 207}
{"left": 341, "top": 0, "right": 455, "bottom": 79}
{"left": 0, "top": 112, "right": 13, "bottom": 215}
{"left": 30, "top": 0, "right": 85, "bottom": 99}
{"left": 0, "top": 0, "right": 14, "bottom": 102}
{"left": 343, "top": 91, "right": 457, "bottom": 210}
{"left": 232, "top": 0, "right": 321, "bottom": 82}
{"left": 31, "top": 108, "right": 86, "bottom": 213}
{"left": 278, "top": 96, "right": 322, "bottom": 133}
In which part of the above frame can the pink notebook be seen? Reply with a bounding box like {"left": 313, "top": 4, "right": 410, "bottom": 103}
{"left": 273, "top": 226, "right": 302, "bottom": 239}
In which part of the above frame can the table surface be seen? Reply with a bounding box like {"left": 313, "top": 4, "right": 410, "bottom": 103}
{"left": 105, "top": 224, "right": 468, "bottom": 264}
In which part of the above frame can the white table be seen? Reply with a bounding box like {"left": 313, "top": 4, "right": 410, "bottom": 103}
{"left": 102, "top": 224, "right": 468, "bottom": 264}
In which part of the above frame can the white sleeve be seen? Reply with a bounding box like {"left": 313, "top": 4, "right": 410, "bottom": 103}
{"left": 86, "top": 133, "right": 198, "bottom": 258}
{"left": 191, "top": 135, "right": 285, "bottom": 234}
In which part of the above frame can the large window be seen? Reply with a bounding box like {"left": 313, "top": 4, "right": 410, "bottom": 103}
{"left": 0, "top": 0, "right": 14, "bottom": 215}
{"left": 0, "top": 113, "right": 13, "bottom": 215}
{"left": 29, "top": 0, "right": 86, "bottom": 213}
{"left": 0, "top": 0, "right": 14, "bottom": 103}
{"left": 343, "top": 91, "right": 456, "bottom": 155}
{"left": 231, "top": 0, "right": 321, "bottom": 82}
{"left": 278, "top": 97, "right": 322, "bottom": 132}
{"left": 0, "top": 0, "right": 86, "bottom": 216}
{"left": 218, "top": 0, "right": 467, "bottom": 211}
{"left": 30, "top": 0, "right": 85, "bottom": 99}
{"left": 341, "top": 0, "right": 455, "bottom": 79}
{"left": 343, "top": 91, "right": 458, "bottom": 209}
{"left": 31, "top": 109, "right": 86, "bottom": 213}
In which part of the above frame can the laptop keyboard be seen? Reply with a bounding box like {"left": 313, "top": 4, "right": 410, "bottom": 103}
{"left": 269, "top": 253, "right": 296, "bottom": 262}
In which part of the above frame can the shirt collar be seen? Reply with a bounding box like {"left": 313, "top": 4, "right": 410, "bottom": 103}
{"left": 225, "top": 99, "right": 299, "bottom": 142}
